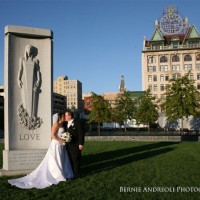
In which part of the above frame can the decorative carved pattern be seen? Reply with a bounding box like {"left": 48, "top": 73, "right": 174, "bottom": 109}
{"left": 18, "top": 104, "right": 43, "bottom": 130}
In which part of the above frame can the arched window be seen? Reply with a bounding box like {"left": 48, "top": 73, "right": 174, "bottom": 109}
{"left": 160, "top": 56, "right": 168, "bottom": 63}
{"left": 172, "top": 55, "right": 180, "bottom": 62}
{"left": 196, "top": 54, "right": 200, "bottom": 61}
{"left": 184, "top": 54, "right": 192, "bottom": 61}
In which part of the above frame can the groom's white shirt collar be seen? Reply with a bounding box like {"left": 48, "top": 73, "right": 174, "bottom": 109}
{"left": 67, "top": 119, "right": 74, "bottom": 128}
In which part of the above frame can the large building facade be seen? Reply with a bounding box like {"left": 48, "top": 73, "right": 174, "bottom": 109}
{"left": 52, "top": 92, "right": 67, "bottom": 114}
{"left": 142, "top": 5, "right": 200, "bottom": 129}
{"left": 142, "top": 5, "right": 200, "bottom": 100}
{"left": 53, "top": 76, "right": 83, "bottom": 112}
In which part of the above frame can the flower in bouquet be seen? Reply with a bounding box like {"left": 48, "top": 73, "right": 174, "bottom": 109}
{"left": 61, "top": 132, "right": 72, "bottom": 143}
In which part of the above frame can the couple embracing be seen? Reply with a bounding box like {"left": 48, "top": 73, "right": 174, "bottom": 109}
{"left": 8, "top": 110, "right": 85, "bottom": 189}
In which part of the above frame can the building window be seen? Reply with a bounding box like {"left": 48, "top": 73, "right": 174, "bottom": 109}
{"left": 160, "top": 65, "right": 168, "bottom": 71}
{"left": 177, "top": 65, "right": 180, "bottom": 71}
{"left": 196, "top": 64, "right": 200, "bottom": 70}
{"left": 190, "top": 73, "right": 194, "bottom": 79}
{"left": 160, "top": 56, "right": 168, "bottom": 63}
{"left": 165, "top": 74, "right": 169, "bottom": 81}
{"left": 152, "top": 43, "right": 163, "bottom": 50}
{"left": 160, "top": 75, "right": 164, "bottom": 81}
{"left": 172, "top": 73, "right": 181, "bottom": 80}
{"left": 197, "top": 73, "right": 200, "bottom": 80}
{"left": 172, "top": 74, "right": 176, "bottom": 80}
{"left": 153, "top": 85, "right": 157, "bottom": 91}
{"left": 153, "top": 75, "right": 157, "bottom": 81}
{"left": 148, "top": 66, "right": 156, "bottom": 72}
{"left": 196, "top": 54, "right": 200, "bottom": 61}
{"left": 184, "top": 64, "right": 192, "bottom": 71}
{"left": 172, "top": 42, "right": 178, "bottom": 49}
{"left": 160, "top": 84, "right": 165, "bottom": 91}
{"left": 171, "top": 65, "right": 180, "bottom": 71}
{"left": 172, "top": 65, "right": 176, "bottom": 71}
{"left": 197, "top": 84, "right": 200, "bottom": 90}
{"left": 148, "top": 85, "right": 152, "bottom": 92}
{"left": 148, "top": 76, "right": 152, "bottom": 82}
{"left": 189, "top": 41, "right": 200, "bottom": 47}
{"left": 172, "top": 55, "right": 180, "bottom": 62}
{"left": 148, "top": 56, "right": 156, "bottom": 63}
{"left": 184, "top": 54, "right": 192, "bottom": 61}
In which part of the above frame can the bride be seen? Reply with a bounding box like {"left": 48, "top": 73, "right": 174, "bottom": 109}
{"left": 8, "top": 112, "right": 73, "bottom": 189}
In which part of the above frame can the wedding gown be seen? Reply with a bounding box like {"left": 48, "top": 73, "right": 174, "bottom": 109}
{"left": 8, "top": 127, "right": 73, "bottom": 189}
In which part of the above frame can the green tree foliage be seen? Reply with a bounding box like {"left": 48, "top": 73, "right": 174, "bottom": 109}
{"left": 89, "top": 92, "right": 111, "bottom": 135}
{"left": 135, "top": 89, "right": 158, "bottom": 132}
{"left": 113, "top": 92, "right": 136, "bottom": 131}
{"left": 161, "top": 72, "right": 200, "bottom": 130}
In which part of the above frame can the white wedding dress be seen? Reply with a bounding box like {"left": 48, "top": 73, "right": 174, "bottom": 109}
{"left": 8, "top": 127, "right": 73, "bottom": 189}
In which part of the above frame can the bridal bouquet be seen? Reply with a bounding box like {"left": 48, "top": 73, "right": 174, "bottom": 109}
{"left": 61, "top": 132, "right": 72, "bottom": 143}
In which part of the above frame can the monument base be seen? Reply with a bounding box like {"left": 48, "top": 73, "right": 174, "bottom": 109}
{"left": 0, "top": 169, "right": 32, "bottom": 176}
{"left": 2, "top": 149, "right": 47, "bottom": 171}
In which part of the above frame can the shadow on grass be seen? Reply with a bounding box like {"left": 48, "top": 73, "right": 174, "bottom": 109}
{"left": 81, "top": 142, "right": 178, "bottom": 176}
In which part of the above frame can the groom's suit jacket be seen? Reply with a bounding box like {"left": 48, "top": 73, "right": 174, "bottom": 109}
{"left": 63, "top": 119, "right": 85, "bottom": 146}
{"left": 64, "top": 119, "right": 85, "bottom": 146}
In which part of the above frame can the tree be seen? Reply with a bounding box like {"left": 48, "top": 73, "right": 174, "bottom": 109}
{"left": 161, "top": 71, "right": 200, "bottom": 131}
{"left": 113, "top": 92, "right": 136, "bottom": 131}
{"left": 89, "top": 92, "right": 111, "bottom": 135}
{"left": 134, "top": 89, "right": 158, "bottom": 132}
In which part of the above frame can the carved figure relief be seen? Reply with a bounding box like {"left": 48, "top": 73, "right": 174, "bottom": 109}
{"left": 17, "top": 44, "right": 42, "bottom": 130}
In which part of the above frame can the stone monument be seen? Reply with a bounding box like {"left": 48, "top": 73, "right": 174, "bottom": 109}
{"left": 0, "top": 25, "right": 53, "bottom": 176}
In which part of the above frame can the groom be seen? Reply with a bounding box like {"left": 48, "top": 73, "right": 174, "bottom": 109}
{"left": 64, "top": 110, "right": 85, "bottom": 179}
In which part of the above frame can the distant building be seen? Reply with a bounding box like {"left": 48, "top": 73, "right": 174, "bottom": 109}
{"left": 127, "top": 91, "right": 144, "bottom": 104}
{"left": 52, "top": 92, "right": 67, "bottom": 114}
{"left": 0, "top": 85, "right": 4, "bottom": 131}
{"left": 119, "top": 75, "right": 126, "bottom": 92}
{"left": 0, "top": 85, "right": 4, "bottom": 97}
{"left": 103, "top": 92, "right": 120, "bottom": 108}
{"left": 0, "top": 85, "right": 4, "bottom": 111}
{"left": 103, "top": 90, "right": 145, "bottom": 129}
{"left": 53, "top": 75, "right": 83, "bottom": 112}
{"left": 82, "top": 93, "right": 93, "bottom": 113}
{"left": 142, "top": 5, "right": 200, "bottom": 100}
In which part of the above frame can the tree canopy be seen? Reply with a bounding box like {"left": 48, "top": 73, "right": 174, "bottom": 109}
{"left": 161, "top": 72, "right": 200, "bottom": 129}
{"left": 134, "top": 89, "right": 158, "bottom": 132}
{"left": 113, "top": 92, "right": 136, "bottom": 131}
{"left": 89, "top": 92, "right": 111, "bottom": 135}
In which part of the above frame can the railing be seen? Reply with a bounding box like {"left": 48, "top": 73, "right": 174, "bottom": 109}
{"left": 86, "top": 128, "right": 200, "bottom": 136}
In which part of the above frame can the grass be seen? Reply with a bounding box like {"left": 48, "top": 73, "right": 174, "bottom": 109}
{"left": 1, "top": 141, "right": 200, "bottom": 200}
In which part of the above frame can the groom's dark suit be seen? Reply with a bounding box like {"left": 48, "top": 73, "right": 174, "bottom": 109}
{"left": 64, "top": 119, "right": 85, "bottom": 179}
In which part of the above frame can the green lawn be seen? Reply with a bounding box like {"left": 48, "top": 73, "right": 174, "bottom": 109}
{"left": 1, "top": 141, "right": 200, "bottom": 200}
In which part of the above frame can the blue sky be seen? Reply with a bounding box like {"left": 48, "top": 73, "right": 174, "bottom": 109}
{"left": 0, "top": 0, "right": 200, "bottom": 94}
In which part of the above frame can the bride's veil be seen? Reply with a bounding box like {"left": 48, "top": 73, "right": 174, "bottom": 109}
{"left": 52, "top": 113, "right": 58, "bottom": 125}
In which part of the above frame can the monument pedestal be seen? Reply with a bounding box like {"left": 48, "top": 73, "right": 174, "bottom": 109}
{"left": 0, "top": 169, "right": 32, "bottom": 176}
{"left": 3, "top": 149, "right": 47, "bottom": 170}
{"left": 0, "top": 149, "right": 47, "bottom": 176}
